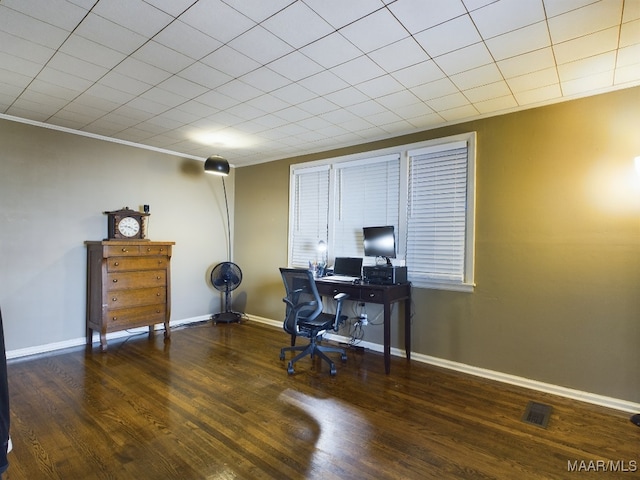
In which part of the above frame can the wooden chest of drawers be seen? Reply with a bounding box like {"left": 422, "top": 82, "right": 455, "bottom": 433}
{"left": 85, "top": 240, "right": 175, "bottom": 351}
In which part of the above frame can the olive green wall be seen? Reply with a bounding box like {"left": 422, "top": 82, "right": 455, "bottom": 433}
{"left": 235, "top": 86, "right": 640, "bottom": 403}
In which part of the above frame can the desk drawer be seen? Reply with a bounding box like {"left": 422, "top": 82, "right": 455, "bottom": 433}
{"left": 359, "top": 288, "right": 385, "bottom": 303}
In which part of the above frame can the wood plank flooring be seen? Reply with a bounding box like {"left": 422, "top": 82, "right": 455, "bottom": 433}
{"left": 4, "top": 320, "right": 639, "bottom": 479}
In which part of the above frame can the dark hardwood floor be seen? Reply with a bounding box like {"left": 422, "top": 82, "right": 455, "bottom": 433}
{"left": 4, "top": 320, "right": 639, "bottom": 479}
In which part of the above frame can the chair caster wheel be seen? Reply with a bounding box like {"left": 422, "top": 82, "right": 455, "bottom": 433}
{"left": 287, "top": 363, "right": 294, "bottom": 375}
{"left": 330, "top": 366, "right": 337, "bottom": 376}
{"left": 341, "top": 353, "right": 347, "bottom": 362}
{"left": 279, "top": 352, "right": 285, "bottom": 361}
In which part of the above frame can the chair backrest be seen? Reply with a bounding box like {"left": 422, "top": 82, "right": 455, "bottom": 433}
{"left": 279, "top": 268, "right": 323, "bottom": 336}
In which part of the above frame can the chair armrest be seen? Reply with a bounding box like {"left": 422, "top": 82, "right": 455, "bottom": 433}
{"left": 332, "top": 293, "right": 349, "bottom": 331}
{"left": 333, "top": 292, "right": 348, "bottom": 302}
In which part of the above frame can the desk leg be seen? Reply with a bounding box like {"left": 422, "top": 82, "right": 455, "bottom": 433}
{"left": 384, "top": 302, "right": 391, "bottom": 374}
{"left": 405, "top": 297, "right": 411, "bottom": 361}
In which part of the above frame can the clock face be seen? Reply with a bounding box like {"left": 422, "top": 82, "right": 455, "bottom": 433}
{"left": 117, "top": 216, "right": 140, "bottom": 237}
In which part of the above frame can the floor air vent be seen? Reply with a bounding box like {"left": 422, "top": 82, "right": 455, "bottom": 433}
{"left": 522, "top": 401, "right": 552, "bottom": 428}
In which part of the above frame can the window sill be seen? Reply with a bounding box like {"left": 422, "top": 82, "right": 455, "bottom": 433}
{"left": 410, "top": 280, "right": 475, "bottom": 293}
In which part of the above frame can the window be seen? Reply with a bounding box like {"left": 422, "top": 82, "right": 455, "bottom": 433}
{"left": 288, "top": 132, "right": 476, "bottom": 292}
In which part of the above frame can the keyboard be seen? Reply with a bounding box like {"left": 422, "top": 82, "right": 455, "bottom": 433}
{"left": 323, "top": 275, "right": 360, "bottom": 282}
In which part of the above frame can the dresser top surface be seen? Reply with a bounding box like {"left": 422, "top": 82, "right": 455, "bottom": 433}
{"left": 85, "top": 240, "right": 175, "bottom": 246}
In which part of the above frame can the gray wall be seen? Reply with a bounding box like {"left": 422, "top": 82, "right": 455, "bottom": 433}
{"left": 0, "top": 118, "right": 231, "bottom": 352}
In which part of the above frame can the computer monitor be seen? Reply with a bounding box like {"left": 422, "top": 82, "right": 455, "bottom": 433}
{"left": 363, "top": 226, "right": 396, "bottom": 265}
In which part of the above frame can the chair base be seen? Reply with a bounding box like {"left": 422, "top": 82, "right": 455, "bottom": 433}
{"left": 280, "top": 338, "right": 347, "bottom": 376}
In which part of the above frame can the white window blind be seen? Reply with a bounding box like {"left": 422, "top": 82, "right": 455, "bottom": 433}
{"left": 289, "top": 165, "right": 329, "bottom": 267}
{"left": 406, "top": 140, "right": 469, "bottom": 284}
{"left": 333, "top": 154, "right": 400, "bottom": 258}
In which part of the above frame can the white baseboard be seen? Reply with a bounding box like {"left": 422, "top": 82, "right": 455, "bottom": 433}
{"left": 9, "top": 313, "right": 640, "bottom": 414}
{"left": 246, "top": 313, "right": 640, "bottom": 414}
{"left": 6, "top": 315, "right": 211, "bottom": 360}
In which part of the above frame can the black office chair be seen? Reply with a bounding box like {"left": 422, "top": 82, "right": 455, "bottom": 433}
{"left": 279, "top": 268, "right": 349, "bottom": 376}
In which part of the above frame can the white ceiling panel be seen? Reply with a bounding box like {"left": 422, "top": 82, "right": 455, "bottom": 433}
{"left": 0, "top": 0, "right": 637, "bottom": 166}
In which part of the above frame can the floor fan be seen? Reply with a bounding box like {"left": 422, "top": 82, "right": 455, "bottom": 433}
{"left": 210, "top": 262, "right": 243, "bottom": 323}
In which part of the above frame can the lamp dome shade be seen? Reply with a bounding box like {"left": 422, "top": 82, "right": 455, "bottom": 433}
{"left": 204, "top": 155, "right": 230, "bottom": 176}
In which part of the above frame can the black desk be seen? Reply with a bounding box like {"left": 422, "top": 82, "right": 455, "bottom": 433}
{"left": 315, "top": 278, "right": 411, "bottom": 374}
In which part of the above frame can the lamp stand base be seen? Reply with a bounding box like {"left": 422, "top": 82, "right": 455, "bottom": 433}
{"left": 212, "top": 312, "right": 242, "bottom": 324}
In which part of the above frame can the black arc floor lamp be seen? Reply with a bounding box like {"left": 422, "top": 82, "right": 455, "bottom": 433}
{"left": 205, "top": 155, "right": 243, "bottom": 323}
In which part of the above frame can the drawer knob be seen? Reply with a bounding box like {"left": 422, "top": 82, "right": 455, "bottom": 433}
{"left": 114, "top": 262, "right": 119, "bottom": 266}
{"left": 121, "top": 248, "right": 128, "bottom": 252}
{"left": 156, "top": 276, "right": 161, "bottom": 280}
{"left": 156, "top": 292, "right": 161, "bottom": 296}
{"left": 112, "top": 279, "right": 118, "bottom": 283}
{"left": 147, "top": 247, "right": 151, "bottom": 252}
{"left": 112, "top": 297, "right": 117, "bottom": 302}
{"left": 112, "top": 317, "right": 117, "bottom": 321}
{"left": 369, "top": 293, "right": 375, "bottom": 298}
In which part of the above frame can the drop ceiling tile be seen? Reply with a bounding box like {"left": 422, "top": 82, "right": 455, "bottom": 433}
{"left": 0, "top": 52, "right": 43, "bottom": 77}
{"left": 346, "top": 99, "right": 388, "bottom": 116}
{"left": 158, "top": 76, "right": 209, "bottom": 98}
{"left": 620, "top": 18, "right": 640, "bottom": 48}
{"left": 473, "top": 94, "right": 518, "bottom": 114}
{"left": 5, "top": 104, "right": 53, "bottom": 122}
{"left": 553, "top": 27, "right": 620, "bottom": 64}
{"left": 376, "top": 90, "right": 422, "bottom": 109}
{"left": 98, "top": 71, "right": 150, "bottom": 97}
{"left": 0, "top": 7, "right": 67, "bottom": 47}
{"left": 411, "top": 77, "right": 460, "bottom": 101}
{"left": 557, "top": 51, "right": 616, "bottom": 82}
{"left": 273, "top": 105, "right": 313, "bottom": 123}
{"left": 561, "top": 70, "right": 614, "bottom": 95}
{"left": 225, "top": 103, "right": 270, "bottom": 121}
{"left": 92, "top": 0, "right": 173, "bottom": 37}
{"left": 115, "top": 57, "right": 173, "bottom": 85}
{"left": 356, "top": 74, "right": 405, "bottom": 98}
{"left": 614, "top": 62, "right": 640, "bottom": 85}
{"left": 408, "top": 112, "right": 444, "bottom": 129}
{"left": 548, "top": 1, "right": 623, "bottom": 44}
{"left": 216, "top": 79, "right": 264, "bottom": 102}
{"left": 302, "top": 0, "right": 384, "bottom": 29}
{"left": 340, "top": 8, "right": 408, "bottom": 53}
{"left": 471, "top": 0, "right": 545, "bottom": 38}
{"left": 222, "top": 0, "right": 295, "bottom": 23}
{"left": 47, "top": 52, "right": 109, "bottom": 82}
{"left": 297, "top": 96, "right": 340, "bottom": 115}
{"left": 331, "top": 55, "right": 386, "bottom": 85}
{"left": 28, "top": 78, "right": 83, "bottom": 101}
{"left": 324, "top": 86, "right": 371, "bottom": 107}
{"left": 391, "top": 60, "right": 446, "bottom": 89}
{"left": 127, "top": 96, "right": 172, "bottom": 115}
{"left": 1, "top": 0, "right": 88, "bottom": 31}
{"left": 133, "top": 41, "right": 196, "bottom": 74}
{"left": 75, "top": 13, "right": 146, "bottom": 55}
{"left": 414, "top": 15, "right": 481, "bottom": 58}
{"left": 239, "top": 67, "right": 291, "bottom": 93}
{"left": 228, "top": 25, "right": 294, "bottom": 64}
{"left": 60, "top": 35, "right": 127, "bottom": 69}
{"left": 438, "top": 103, "right": 479, "bottom": 122}
{"left": 497, "top": 47, "right": 556, "bottom": 78}
{"left": 388, "top": 0, "right": 467, "bottom": 34}
{"left": 85, "top": 83, "right": 136, "bottom": 104}
{"left": 174, "top": 99, "right": 219, "bottom": 118}
{"left": 393, "top": 101, "right": 434, "bottom": 119}
{"left": 201, "top": 46, "right": 261, "bottom": 78}
{"left": 246, "top": 94, "right": 290, "bottom": 114}
{"left": 450, "top": 63, "right": 504, "bottom": 90}
{"left": 298, "top": 70, "right": 350, "bottom": 96}
{"left": 18, "top": 89, "right": 70, "bottom": 110}
{"left": 543, "top": 0, "right": 601, "bottom": 18}
{"left": 271, "top": 83, "right": 317, "bottom": 104}
{"left": 368, "top": 37, "right": 431, "bottom": 73}
{"left": 154, "top": 20, "right": 222, "bottom": 60}
{"left": 143, "top": 0, "right": 196, "bottom": 17}
{"left": 262, "top": 2, "right": 333, "bottom": 49}
{"left": 506, "top": 66, "right": 559, "bottom": 92}
{"left": 485, "top": 21, "right": 551, "bottom": 61}
{"left": 617, "top": 43, "right": 640, "bottom": 68}
{"left": 268, "top": 51, "right": 324, "bottom": 82}
{"left": 433, "top": 42, "right": 493, "bottom": 76}
{"left": 463, "top": 80, "right": 512, "bottom": 102}
{"left": 0, "top": 31, "right": 55, "bottom": 64}
{"left": 178, "top": 62, "right": 234, "bottom": 90}
{"left": 426, "top": 91, "right": 470, "bottom": 111}
{"left": 179, "top": 0, "right": 256, "bottom": 44}
{"left": 319, "top": 108, "right": 361, "bottom": 125}
{"left": 462, "top": 0, "right": 499, "bottom": 11}
{"left": 300, "top": 32, "right": 362, "bottom": 69}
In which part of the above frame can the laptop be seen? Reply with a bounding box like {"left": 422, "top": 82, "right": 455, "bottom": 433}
{"left": 325, "top": 257, "right": 363, "bottom": 282}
